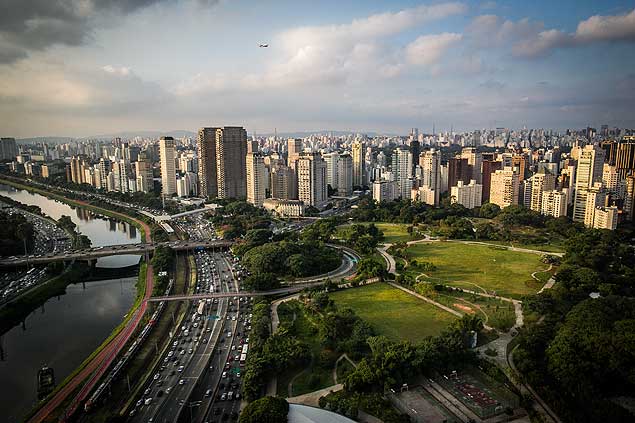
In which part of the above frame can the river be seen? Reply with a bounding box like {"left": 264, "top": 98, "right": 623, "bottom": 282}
{"left": 0, "top": 184, "right": 142, "bottom": 422}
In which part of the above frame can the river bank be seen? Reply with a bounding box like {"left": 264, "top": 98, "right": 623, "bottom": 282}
{"left": 0, "top": 181, "right": 153, "bottom": 422}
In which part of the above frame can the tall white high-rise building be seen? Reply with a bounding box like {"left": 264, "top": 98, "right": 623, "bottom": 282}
{"left": 541, "top": 190, "right": 567, "bottom": 218}
{"left": 159, "top": 136, "right": 177, "bottom": 196}
{"left": 246, "top": 152, "right": 266, "bottom": 207}
{"left": 573, "top": 145, "right": 605, "bottom": 223}
{"left": 297, "top": 152, "right": 327, "bottom": 208}
{"left": 490, "top": 168, "right": 519, "bottom": 208}
{"left": 529, "top": 169, "right": 556, "bottom": 212}
{"left": 451, "top": 180, "right": 482, "bottom": 209}
{"left": 392, "top": 147, "right": 413, "bottom": 199}
{"left": 583, "top": 183, "right": 607, "bottom": 227}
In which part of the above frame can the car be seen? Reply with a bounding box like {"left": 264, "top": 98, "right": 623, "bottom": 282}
{"left": 144, "top": 398, "right": 152, "bottom": 405}
{"left": 153, "top": 373, "right": 160, "bottom": 380}
{"left": 179, "top": 379, "right": 186, "bottom": 385}
{"left": 178, "top": 366, "right": 185, "bottom": 372}
{"left": 205, "top": 389, "right": 213, "bottom": 397}
{"left": 144, "top": 388, "right": 151, "bottom": 396}
{"left": 220, "top": 393, "right": 226, "bottom": 401}
{"left": 136, "top": 399, "right": 143, "bottom": 407}
{"left": 222, "top": 371, "right": 227, "bottom": 378}
{"left": 166, "top": 387, "right": 172, "bottom": 394}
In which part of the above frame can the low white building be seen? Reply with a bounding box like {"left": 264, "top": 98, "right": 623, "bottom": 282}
{"left": 263, "top": 198, "right": 305, "bottom": 218}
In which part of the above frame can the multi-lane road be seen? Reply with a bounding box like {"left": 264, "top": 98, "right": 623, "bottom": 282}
{"left": 130, "top": 215, "right": 248, "bottom": 423}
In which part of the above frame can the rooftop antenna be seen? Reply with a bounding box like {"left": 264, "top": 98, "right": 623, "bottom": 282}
{"left": 432, "top": 123, "right": 435, "bottom": 136}
{"left": 274, "top": 127, "right": 277, "bottom": 142}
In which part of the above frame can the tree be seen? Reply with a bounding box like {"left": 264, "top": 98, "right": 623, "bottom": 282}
{"left": 239, "top": 396, "right": 289, "bottom": 423}
{"left": 243, "top": 273, "right": 280, "bottom": 291}
{"left": 479, "top": 202, "right": 501, "bottom": 219}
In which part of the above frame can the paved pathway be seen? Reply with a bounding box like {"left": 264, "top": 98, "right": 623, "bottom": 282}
{"left": 287, "top": 384, "right": 344, "bottom": 407}
{"left": 333, "top": 353, "right": 357, "bottom": 384}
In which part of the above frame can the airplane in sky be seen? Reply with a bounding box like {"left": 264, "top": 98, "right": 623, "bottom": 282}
{"left": 259, "top": 43, "right": 269, "bottom": 48}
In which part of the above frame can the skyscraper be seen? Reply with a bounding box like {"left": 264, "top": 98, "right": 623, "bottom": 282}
{"left": 337, "top": 153, "right": 353, "bottom": 196}
{"left": 541, "top": 190, "right": 568, "bottom": 218}
{"left": 460, "top": 147, "right": 482, "bottom": 183}
{"left": 410, "top": 139, "right": 420, "bottom": 176}
{"left": 135, "top": 152, "right": 153, "bottom": 193}
{"left": 246, "top": 152, "right": 266, "bottom": 206}
{"left": 529, "top": 169, "right": 556, "bottom": 212}
{"left": 297, "top": 152, "right": 327, "bottom": 208}
{"left": 216, "top": 127, "right": 247, "bottom": 199}
{"left": 615, "top": 136, "right": 635, "bottom": 179}
{"left": 323, "top": 152, "right": 339, "bottom": 190}
{"left": 573, "top": 145, "right": 605, "bottom": 223}
{"left": 490, "top": 168, "right": 519, "bottom": 208}
{"left": 481, "top": 159, "right": 502, "bottom": 203}
{"left": 159, "top": 136, "right": 177, "bottom": 196}
{"left": 392, "top": 147, "right": 413, "bottom": 199}
{"left": 287, "top": 138, "right": 303, "bottom": 199}
{"left": 448, "top": 157, "right": 471, "bottom": 189}
{"left": 197, "top": 127, "right": 218, "bottom": 198}
{"left": 0, "top": 138, "right": 18, "bottom": 160}
{"left": 270, "top": 165, "right": 294, "bottom": 200}
{"left": 351, "top": 140, "right": 364, "bottom": 187}
{"left": 419, "top": 149, "right": 440, "bottom": 206}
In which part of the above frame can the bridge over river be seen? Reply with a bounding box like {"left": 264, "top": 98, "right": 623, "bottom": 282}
{"left": 0, "top": 240, "right": 233, "bottom": 267}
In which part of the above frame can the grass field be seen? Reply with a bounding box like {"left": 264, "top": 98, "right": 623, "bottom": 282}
{"left": 406, "top": 242, "right": 547, "bottom": 298}
{"left": 330, "top": 283, "right": 456, "bottom": 342}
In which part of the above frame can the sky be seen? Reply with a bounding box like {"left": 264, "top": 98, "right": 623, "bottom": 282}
{"left": 1, "top": 0, "right": 634, "bottom": 138}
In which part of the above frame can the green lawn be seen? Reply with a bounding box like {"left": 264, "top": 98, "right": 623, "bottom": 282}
{"left": 330, "top": 283, "right": 456, "bottom": 342}
{"left": 406, "top": 242, "right": 548, "bottom": 298}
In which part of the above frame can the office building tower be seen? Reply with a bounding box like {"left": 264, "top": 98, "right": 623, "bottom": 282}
{"left": 602, "top": 164, "right": 624, "bottom": 199}
{"left": 270, "top": 165, "right": 294, "bottom": 200}
{"left": 337, "top": 154, "right": 353, "bottom": 196}
{"left": 135, "top": 153, "right": 153, "bottom": 193}
{"left": 529, "top": 169, "right": 556, "bottom": 212}
{"left": 112, "top": 159, "right": 129, "bottom": 193}
{"left": 297, "top": 152, "right": 327, "bottom": 208}
{"left": 216, "top": 127, "right": 248, "bottom": 199}
{"left": 410, "top": 139, "right": 420, "bottom": 176}
{"left": 69, "top": 156, "right": 87, "bottom": 184}
{"left": 287, "top": 138, "right": 303, "bottom": 199}
{"left": 419, "top": 149, "right": 440, "bottom": 205}
{"left": 372, "top": 181, "right": 398, "bottom": 203}
{"left": 98, "top": 158, "right": 111, "bottom": 190}
{"left": 541, "top": 190, "right": 568, "bottom": 218}
{"left": 197, "top": 127, "right": 218, "bottom": 198}
{"left": 573, "top": 145, "right": 605, "bottom": 223}
{"left": 601, "top": 140, "right": 618, "bottom": 165}
{"left": 247, "top": 139, "right": 259, "bottom": 154}
{"left": 615, "top": 136, "right": 635, "bottom": 179}
{"left": 246, "top": 152, "right": 266, "bottom": 207}
{"left": 481, "top": 159, "right": 502, "bottom": 203}
{"left": 511, "top": 155, "right": 527, "bottom": 181}
{"left": 451, "top": 180, "right": 482, "bottom": 209}
{"left": 0, "top": 138, "right": 18, "bottom": 160}
{"left": 583, "top": 183, "right": 607, "bottom": 228}
{"left": 392, "top": 147, "right": 413, "bottom": 199}
{"left": 159, "top": 136, "right": 177, "bottom": 196}
{"left": 324, "top": 152, "right": 339, "bottom": 189}
{"left": 460, "top": 147, "right": 482, "bottom": 183}
{"left": 520, "top": 179, "right": 532, "bottom": 208}
{"left": 592, "top": 206, "right": 618, "bottom": 230}
{"left": 448, "top": 157, "right": 471, "bottom": 188}
{"left": 490, "top": 168, "right": 519, "bottom": 208}
{"left": 352, "top": 140, "right": 364, "bottom": 187}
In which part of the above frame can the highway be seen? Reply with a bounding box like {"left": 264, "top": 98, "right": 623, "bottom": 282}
{"left": 130, "top": 215, "right": 244, "bottom": 423}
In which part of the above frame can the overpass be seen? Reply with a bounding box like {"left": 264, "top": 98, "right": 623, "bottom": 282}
{"left": 0, "top": 240, "right": 233, "bottom": 267}
{"left": 147, "top": 284, "right": 317, "bottom": 302}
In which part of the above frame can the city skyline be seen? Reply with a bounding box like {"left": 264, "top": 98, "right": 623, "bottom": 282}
{"left": 1, "top": 0, "right": 635, "bottom": 138}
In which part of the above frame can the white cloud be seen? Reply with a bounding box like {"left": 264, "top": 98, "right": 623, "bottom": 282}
{"left": 406, "top": 33, "right": 463, "bottom": 66}
{"left": 472, "top": 8, "right": 635, "bottom": 57}
{"left": 575, "top": 8, "right": 635, "bottom": 43}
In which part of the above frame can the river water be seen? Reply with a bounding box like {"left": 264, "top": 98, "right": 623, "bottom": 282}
{"left": 0, "top": 184, "right": 142, "bottom": 422}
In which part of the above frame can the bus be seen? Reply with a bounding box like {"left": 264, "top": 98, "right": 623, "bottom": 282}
{"left": 239, "top": 353, "right": 247, "bottom": 366}
{"left": 241, "top": 344, "right": 248, "bottom": 355}
{"left": 197, "top": 301, "right": 205, "bottom": 316}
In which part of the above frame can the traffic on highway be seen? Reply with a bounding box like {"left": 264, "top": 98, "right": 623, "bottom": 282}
{"left": 129, "top": 215, "right": 251, "bottom": 423}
